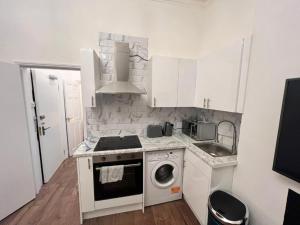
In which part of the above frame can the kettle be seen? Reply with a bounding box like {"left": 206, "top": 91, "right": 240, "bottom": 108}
{"left": 163, "top": 122, "right": 174, "bottom": 136}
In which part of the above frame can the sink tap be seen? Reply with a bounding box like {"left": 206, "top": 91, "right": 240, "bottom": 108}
{"left": 216, "top": 120, "right": 237, "bottom": 155}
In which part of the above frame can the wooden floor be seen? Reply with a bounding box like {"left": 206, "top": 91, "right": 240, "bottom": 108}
{"left": 0, "top": 158, "right": 201, "bottom": 225}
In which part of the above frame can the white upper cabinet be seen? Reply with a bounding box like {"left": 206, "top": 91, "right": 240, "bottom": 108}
{"left": 147, "top": 56, "right": 197, "bottom": 107}
{"left": 80, "top": 49, "right": 101, "bottom": 108}
{"left": 147, "top": 56, "right": 179, "bottom": 107}
{"left": 195, "top": 37, "right": 252, "bottom": 113}
{"left": 177, "top": 59, "right": 197, "bottom": 107}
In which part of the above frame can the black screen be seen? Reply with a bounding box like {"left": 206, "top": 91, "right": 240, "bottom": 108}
{"left": 283, "top": 189, "right": 300, "bottom": 225}
{"left": 273, "top": 78, "right": 300, "bottom": 182}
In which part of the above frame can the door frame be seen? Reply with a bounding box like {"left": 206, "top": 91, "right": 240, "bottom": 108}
{"left": 21, "top": 68, "right": 44, "bottom": 193}
{"left": 63, "top": 78, "right": 84, "bottom": 156}
{"left": 20, "top": 63, "right": 81, "bottom": 190}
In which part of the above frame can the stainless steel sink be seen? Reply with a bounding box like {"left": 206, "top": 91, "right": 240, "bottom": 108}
{"left": 193, "top": 142, "right": 236, "bottom": 157}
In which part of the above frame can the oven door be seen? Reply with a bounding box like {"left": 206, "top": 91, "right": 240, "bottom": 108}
{"left": 93, "top": 158, "right": 143, "bottom": 201}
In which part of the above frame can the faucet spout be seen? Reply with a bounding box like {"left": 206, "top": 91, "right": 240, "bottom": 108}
{"left": 216, "top": 120, "right": 237, "bottom": 155}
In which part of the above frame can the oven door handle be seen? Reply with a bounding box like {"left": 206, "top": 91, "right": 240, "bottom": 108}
{"left": 95, "top": 162, "right": 142, "bottom": 170}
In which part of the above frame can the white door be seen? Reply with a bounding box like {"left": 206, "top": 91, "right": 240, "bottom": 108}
{"left": 195, "top": 40, "right": 243, "bottom": 112}
{"left": 177, "top": 59, "right": 197, "bottom": 107}
{"left": 152, "top": 56, "right": 179, "bottom": 107}
{"left": 64, "top": 79, "right": 83, "bottom": 155}
{"left": 33, "top": 70, "right": 66, "bottom": 183}
{"left": 0, "top": 62, "right": 36, "bottom": 220}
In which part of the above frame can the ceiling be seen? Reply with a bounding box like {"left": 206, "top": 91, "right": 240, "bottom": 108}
{"left": 150, "top": 0, "right": 210, "bottom": 6}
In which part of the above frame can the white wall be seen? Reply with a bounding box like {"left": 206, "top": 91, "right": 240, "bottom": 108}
{"left": 232, "top": 1, "right": 300, "bottom": 224}
{"left": 198, "top": 0, "right": 255, "bottom": 56}
{"left": 0, "top": 0, "right": 202, "bottom": 65}
{"left": 198, "top": 1, "right": 300, "bottom": 224}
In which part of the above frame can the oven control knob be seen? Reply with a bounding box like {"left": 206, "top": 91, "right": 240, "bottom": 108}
{"left": 117, "top": 155, "right": 122, "bottom": 160}
{"left": 101, "top": 157, "right": 106, "bottom": 161}
{"left": 165, "top": 153, "right": 169, "bottom": 158}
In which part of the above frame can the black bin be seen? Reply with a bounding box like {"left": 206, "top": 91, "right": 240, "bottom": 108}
{"left": 208, "top": 190, "right": 249, "bottom": 225}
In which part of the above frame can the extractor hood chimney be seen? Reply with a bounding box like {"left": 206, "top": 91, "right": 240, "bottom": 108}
{"left": 96, "top": 42, "right": 146, "bottom": 94}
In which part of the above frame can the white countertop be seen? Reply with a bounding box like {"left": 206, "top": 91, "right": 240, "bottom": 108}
{"left": 73, "top": 133, "right": 237, "bottom": 168}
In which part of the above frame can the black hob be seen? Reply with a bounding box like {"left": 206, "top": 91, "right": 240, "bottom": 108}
{"left": 94, "top": 135, "right": 142, "bottom": 151}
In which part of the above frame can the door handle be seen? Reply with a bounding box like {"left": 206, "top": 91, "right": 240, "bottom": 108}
{"left": 91, "top": 96, "right": 94, "bottom": 106}
{"left": 41, "top": 126, "right": 51, "bottom": 135}
{"left": 39, "top": 115, "right": 46, "bottom": 120}
{"left": 203, "top": 98, "right": 206, "bottom": 108}
{"left": 88, "top": 158, "right": 91, "bottom": 170}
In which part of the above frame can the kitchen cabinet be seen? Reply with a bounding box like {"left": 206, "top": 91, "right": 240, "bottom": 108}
{"left": 146, "top": 56, "right": 197, "bottom": 107}
{"left": 183, "top": 149, "right": 234, "bottom": 225}
{"left": 147, "top": 56, "right": 179, "bottom": 107}
{"left": 177, "top": 59, "right": 197, "bottom": 107}
{"left": 80, "top": 49, "right": 101, "bottom": 108}
{"left": 195, "top": 37, "right": 252, "bottom": 113}
{"left": 183, "top": 159, "right": 210, "bottom": 225}
{"left": 77, "top": 157, "right": 94, "bottom": 214}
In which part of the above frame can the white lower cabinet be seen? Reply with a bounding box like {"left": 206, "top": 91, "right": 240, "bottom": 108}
{"left": 77, "top": 157, "right": 94, "bottom": 215}
{"left": 183, "top": 160, "right": 210, "bottom": 225}
{"left": 183, "top": 149, "right": 234, "bottom": 225}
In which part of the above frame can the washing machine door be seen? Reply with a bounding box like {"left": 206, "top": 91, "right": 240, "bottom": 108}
{"left": 151, "top": 161, "right": 179, "bottom": 188}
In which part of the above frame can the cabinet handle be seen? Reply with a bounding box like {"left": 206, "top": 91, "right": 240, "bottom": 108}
{"left": 91, "top": 96, "right": 94, "bottom": 106}
{"left": 203, "top": 98, "right": 206, "bottom": 108}
{"left": 88, "top": 158, "right": 91, "bottom": 170}
{"left": 154, "top": 97, "right": 156, "bottom": 107}
{"left": 207, "top": 98, "right": 210, "bottom": 109}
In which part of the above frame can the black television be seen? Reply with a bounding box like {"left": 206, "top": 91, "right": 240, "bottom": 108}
{"left": 273, "top": 78, "right": 300, "bottom": 182}
{"left": 283, "top": 189, "right": 300, "bottom": 225}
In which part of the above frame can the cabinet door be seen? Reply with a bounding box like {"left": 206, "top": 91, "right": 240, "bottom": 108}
{"left": 183, "top": 153, "right": 210, "bottom": 225}
{"left": 80, "top": 49, "right": 100, "bottom": 108}
{"left": 152, "top": 56, "right": 179, "bottom": 107}
{"left": 77, "top": 157, "right": 94, "bottom": 212}
{"left": 177, "top": 59, "right": 197, "bottom": 107}
{"left": 195, "top": 40, "right": 243, "bottom": 112}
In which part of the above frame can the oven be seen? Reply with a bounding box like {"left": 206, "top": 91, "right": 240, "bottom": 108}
{"left": 93, "top": 152, "right": 143, "bottom": 201}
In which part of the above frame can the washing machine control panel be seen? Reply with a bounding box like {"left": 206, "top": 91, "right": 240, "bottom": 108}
{"left": 147, "top": 150, "right": 180, "bottom": 161}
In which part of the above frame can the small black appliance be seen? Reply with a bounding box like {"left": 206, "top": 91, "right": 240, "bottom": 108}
{"left": 163, "top": 122, "right": 174, "bottom": 136}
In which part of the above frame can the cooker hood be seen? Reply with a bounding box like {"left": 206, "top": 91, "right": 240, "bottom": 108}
{"left": 96, "top": 42, "right": 146, "bottom": 94}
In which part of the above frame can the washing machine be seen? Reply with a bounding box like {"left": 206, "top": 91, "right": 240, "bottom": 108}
{"left": 145, "top": 149, "right": 184, "bottom": 206}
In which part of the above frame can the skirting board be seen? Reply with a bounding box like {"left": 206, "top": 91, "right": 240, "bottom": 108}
{"left": 82, "top": 203, "right": 143, "bottom": 220}
{"left": 94, "top": 194, "right": 143, "bottom": 210}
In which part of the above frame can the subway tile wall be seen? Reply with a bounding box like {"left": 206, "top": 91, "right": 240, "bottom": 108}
{"left": 86, "top": 32, "right": 242, "bottom": 149}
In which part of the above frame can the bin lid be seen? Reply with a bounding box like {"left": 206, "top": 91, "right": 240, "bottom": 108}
{"left": 208, "top": 191, "right": 247, "bottom": 224}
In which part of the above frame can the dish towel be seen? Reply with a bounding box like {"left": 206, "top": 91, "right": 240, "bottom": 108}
{"left": 99, "top": 165, "right": 124, "bottom": 184}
